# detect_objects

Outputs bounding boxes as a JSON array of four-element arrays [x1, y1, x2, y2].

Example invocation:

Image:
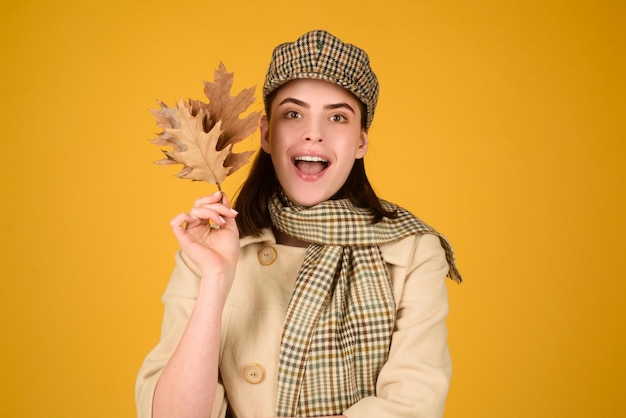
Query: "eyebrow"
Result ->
[[278, 97, 355, 114]]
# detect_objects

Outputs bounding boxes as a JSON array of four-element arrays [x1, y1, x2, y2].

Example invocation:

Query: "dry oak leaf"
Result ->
[[150, 63, 260, 187]]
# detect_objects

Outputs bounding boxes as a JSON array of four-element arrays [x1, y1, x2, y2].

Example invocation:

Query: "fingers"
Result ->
[[169, 191, 238, 236], [190, 192, 238, 228], [169, 212, 200, 246]]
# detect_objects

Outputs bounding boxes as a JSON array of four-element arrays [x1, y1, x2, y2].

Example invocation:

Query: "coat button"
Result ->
[[243, 362, 265, 384], [258, 246, 277, 266]]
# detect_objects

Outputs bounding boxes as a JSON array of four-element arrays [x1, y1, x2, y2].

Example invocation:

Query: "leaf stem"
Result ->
[[216, 182, 224, 203]]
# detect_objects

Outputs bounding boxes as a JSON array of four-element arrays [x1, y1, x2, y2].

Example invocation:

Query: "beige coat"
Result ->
[[136, 229, 452, 418]]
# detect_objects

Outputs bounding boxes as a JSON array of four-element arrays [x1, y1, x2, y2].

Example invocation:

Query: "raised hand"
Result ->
[[169, 191, 240, 280]]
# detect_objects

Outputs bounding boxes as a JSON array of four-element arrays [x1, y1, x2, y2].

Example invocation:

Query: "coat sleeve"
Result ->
[[135, 250, 228, 418], [343, 233, 453, 418]]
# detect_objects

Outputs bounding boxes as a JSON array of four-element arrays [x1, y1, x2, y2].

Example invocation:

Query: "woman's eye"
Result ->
[[330, 114, 347, 123], [285, 111, 301, 119]]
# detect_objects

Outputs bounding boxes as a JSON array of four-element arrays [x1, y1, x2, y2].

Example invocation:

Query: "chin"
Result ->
[[284, 189, 334, 208], [290, 196, 324, 208]]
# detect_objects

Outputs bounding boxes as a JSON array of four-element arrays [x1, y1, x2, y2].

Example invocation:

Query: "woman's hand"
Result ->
[[169, 191, 240, 280]]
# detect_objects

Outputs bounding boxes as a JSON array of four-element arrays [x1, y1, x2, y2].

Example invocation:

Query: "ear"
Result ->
[[356, 130, 369, 159], [260, 115, 271, 153]]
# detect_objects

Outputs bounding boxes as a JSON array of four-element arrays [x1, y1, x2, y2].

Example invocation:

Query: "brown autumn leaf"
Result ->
[[150, 63, 260, 188]]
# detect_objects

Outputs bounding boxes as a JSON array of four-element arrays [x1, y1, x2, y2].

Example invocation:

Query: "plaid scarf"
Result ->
[[269, 193, 461, 417]]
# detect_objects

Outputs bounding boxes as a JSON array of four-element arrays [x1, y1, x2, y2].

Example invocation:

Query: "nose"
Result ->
[[303, 118, 324, 142]]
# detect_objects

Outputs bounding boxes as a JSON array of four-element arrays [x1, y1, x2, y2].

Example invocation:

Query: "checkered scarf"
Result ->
[[269, 193, 461, 417]]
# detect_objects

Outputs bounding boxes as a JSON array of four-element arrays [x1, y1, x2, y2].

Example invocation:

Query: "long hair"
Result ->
[[233, 89, 396, 237]]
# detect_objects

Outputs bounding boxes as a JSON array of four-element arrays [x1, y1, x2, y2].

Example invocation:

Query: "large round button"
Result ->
[[243, 362, 265, 384], [258, 246, 277, 266]]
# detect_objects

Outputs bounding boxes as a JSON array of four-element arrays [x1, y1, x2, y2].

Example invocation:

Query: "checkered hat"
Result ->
[[263, 30, 379, 129]]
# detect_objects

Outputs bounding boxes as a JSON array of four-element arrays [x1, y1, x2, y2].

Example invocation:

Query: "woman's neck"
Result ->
[[273, 227, 309, 248]]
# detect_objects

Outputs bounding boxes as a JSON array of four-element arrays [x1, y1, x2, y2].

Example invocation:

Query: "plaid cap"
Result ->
[[263, 30, 379, 129]]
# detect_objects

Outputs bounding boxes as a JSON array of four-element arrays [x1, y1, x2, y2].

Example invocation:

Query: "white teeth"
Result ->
[[294, 156, 328, 163]]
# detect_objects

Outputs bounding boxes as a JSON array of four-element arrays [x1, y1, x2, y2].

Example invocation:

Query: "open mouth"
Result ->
[[293, 155, 329, 175]]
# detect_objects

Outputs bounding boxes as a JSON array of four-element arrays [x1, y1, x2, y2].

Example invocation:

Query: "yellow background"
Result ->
[[1, 0, 624, 417]]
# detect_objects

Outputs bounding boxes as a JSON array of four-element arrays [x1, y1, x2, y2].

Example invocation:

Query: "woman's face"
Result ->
[[261, 79, 368, 207]]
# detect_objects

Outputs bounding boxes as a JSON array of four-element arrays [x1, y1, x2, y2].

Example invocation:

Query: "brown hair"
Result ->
[[233, 89, 396, 238]]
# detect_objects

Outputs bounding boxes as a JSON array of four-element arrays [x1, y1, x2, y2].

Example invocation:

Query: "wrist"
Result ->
[[197, 270, 235, 305]]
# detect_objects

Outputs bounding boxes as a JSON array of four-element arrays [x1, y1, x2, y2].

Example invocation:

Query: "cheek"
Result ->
[[342, 137, 363, 159], [335, 145, 359, 173], [265, 124, 290, 153]]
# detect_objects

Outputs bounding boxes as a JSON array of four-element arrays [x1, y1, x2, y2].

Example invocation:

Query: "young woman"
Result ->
[[136, 30, 461, 418]]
